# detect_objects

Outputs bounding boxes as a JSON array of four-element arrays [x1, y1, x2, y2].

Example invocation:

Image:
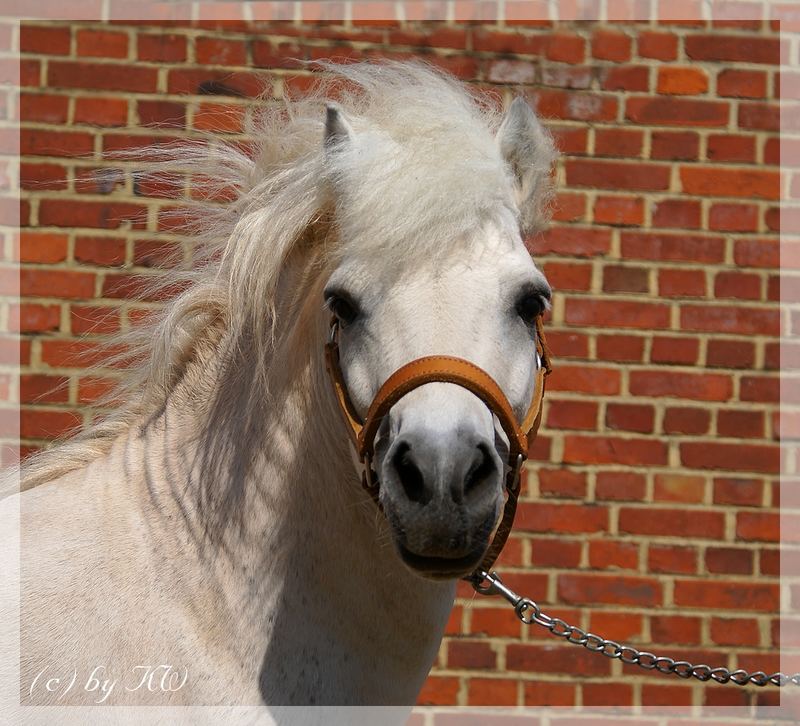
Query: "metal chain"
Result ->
[[470, 570, 800, 687]]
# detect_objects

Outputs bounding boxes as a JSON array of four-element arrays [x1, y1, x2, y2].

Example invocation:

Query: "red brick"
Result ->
[[638, 30, 678, 60], [718, 68, 768, 98], [192, 36, 245, 66], [74, 236, 126, 266], [195, 101, 246, 134], [706, 547, 754, 576], [622, 231, 725, 263], [546, 363, 621, 395], [654, 473, 705, 503], [658, 269, 706, 298], [606, 403, 654, 433], [544, 32, 585, 63], [471, 29, 545, 55], [649, 544, 697, 575], [21, 59, 41, 87], [626, 97, 728, 126], [600, 65, 650, 92], [534, 226, 611, 257], [583, 682, 634, 706], [650, 614, 702, 644], [565, 158, 670, 191], [591, 29, 631, 61], [652, 199, 701, 229], [20, 269, 95, 299], [650, 336, 700, 365], [651, 130, 699, 161], [77, 376, 118, 404], [388, 27, 467, 49], [20, 409, 81, 439], [685, 34, 782, 64], [516, 502, 608, 533], [20, 374, 69, 403], [563, 435, 667, 466], [447, 640, 496, 669], [529, 536, 581, 568], [466, 677, 516, 706], [542, 261, 591, 291], [416, 676, 459, 706], [469, 606, 520, 638], [76, 29, 128, 58], [39, 339, 126, 369], [20, 24, 71, 55], [39, 199, 147, 230], [642, 684, 693, 707], [166, 68, 266, 98], [136, 33, 187, 63], [738, 102, 780, 132], [523, 681, 576, 706], [657, 67, 709, 95], [594, 196, 644, 226], [21, 129, 94, 158], [546, 399, 598, 430], [542, 331, 589, 361], [674, 579, 777, 611], [602, 264, 649, 293], [530, 89, 617, 122], [706, 339, 755, 369], [595, 470, 646, 501], [594, 128, 643, 158], [713, 477, 763, 506], [631, 370, 732, 402], [558, 573, 661, 606], [49, 61, 157, 93], [19, 231, 68, 263], [714, 270, 761, 299], [707, 133, 757, 163], [537, 468, 587, 498], [681, 305, 778, 336], [740, 375, 779, 404], [137, 100, 186, 128], [507, 642, 611, 675], [663, 407, 711, 435], [74, 97, 128, 126], [681, 442, 780, 474], [682, 166, 779, 200], [710, 616, 760, 646], [588, 540, 638, 569], [70, 305, 121, 335], [734, 238, 778, 269], [20, 163, 68, 192], [20, 93, 69, 124], [596, 334, 645, 363], [620, 507, 725, 539], [565, 299, 670, 330], [11, 303, 61, 333], [550, 192, 586, 223], [737, 511, 779, 542]]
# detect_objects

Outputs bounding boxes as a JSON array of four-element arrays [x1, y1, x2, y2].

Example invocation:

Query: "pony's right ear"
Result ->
[[324, 103, 355, 150], [496, 97, 556, 235]]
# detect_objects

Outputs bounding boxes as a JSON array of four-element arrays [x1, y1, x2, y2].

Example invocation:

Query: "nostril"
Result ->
[[463, 442, 497, 499], [392, 442, 429, 505]]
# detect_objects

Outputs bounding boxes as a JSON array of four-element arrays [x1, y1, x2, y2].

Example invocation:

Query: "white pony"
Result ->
[[5, 61, 555, 710]]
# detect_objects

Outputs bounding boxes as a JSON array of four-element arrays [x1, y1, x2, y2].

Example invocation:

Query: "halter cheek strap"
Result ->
[[324, 316, 552, 577]]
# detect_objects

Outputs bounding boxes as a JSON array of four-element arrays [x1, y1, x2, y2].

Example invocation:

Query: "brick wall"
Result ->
[[13, 4, 792, 713]]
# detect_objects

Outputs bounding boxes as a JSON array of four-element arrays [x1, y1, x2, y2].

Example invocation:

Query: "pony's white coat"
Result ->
[[5, 62, 556, 709]]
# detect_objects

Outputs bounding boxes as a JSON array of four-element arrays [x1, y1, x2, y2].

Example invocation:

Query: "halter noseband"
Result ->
[[324, 317, 552, 577]]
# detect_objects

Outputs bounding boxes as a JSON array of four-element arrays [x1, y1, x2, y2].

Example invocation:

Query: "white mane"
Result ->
[[19, 60, 556, 493]]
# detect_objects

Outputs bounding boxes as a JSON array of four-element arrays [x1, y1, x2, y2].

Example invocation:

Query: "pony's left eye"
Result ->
[[516, 293, 545, 325], [327, 295, 359, 327]]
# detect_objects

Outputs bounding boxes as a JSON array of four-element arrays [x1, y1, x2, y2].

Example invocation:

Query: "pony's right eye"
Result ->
[[327, 295, 359, 327]]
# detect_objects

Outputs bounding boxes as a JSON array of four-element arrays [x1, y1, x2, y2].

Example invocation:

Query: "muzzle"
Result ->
[[324, 316, 552, 579]]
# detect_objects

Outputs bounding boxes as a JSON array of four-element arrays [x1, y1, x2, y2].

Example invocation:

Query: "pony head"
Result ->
[[319, 63, 556, 579]]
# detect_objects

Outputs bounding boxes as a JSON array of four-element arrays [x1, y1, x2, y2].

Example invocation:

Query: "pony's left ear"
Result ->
[[496, 97, 556, 235], [324, 103, 355, 150]]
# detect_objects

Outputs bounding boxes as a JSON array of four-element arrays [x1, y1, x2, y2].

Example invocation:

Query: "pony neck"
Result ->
[[152, 313, 455, 705]]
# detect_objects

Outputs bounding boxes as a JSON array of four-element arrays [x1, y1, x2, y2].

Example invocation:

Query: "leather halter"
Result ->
[[324, 316, 552, 577]]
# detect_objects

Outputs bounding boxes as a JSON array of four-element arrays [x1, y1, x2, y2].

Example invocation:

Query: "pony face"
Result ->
[[318, 72, 556, 579], [324, 219, 550, 579]]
